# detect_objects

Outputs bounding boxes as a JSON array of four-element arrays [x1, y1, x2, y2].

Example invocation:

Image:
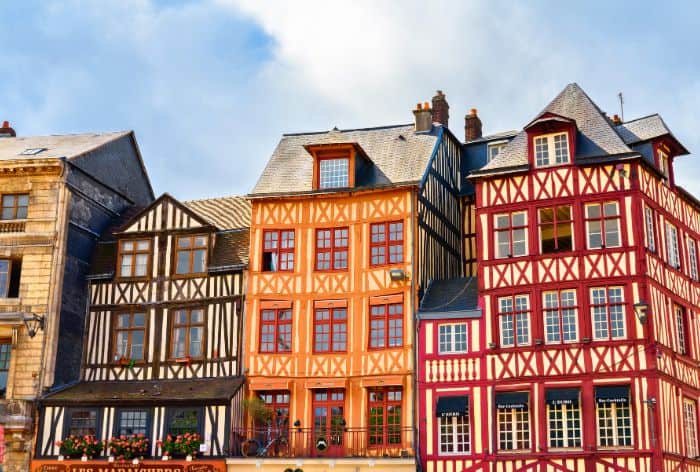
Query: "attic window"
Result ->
[[319, 158, 349, 189], [657, 149, 670, 181], [534, 132, 569, 167], [487, 141, 508, 163], [19, 148, 46, 156]]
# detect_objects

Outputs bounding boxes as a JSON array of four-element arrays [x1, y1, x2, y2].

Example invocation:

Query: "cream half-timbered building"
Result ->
[[35, 193, 250, 461], [418, 83, 700, 472]]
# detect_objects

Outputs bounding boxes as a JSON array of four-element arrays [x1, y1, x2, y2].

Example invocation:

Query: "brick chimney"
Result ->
[[413, 102, 432, 132], [612, 114, 622, 125], [464, 109, 482, 141], [431, 90, 449, 128], [0, 121, 16, 138]]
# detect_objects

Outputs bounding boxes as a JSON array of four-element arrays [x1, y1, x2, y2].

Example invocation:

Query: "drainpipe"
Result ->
[[411, 187, 421, 472]]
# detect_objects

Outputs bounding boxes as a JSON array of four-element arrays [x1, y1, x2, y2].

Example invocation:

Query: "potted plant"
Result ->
[[158, 432, 202, 460], [55, 435, 103, 459], [242, 397, 273, 428], [106, 434, 150, 461], [157, 434, 177, 460]]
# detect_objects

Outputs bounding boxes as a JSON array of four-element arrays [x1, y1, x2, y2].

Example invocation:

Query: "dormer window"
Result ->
[[535, 132, 570, 167], [658, 149, 670, 180], [319, 157, 349, 189], [487, 141, 507, 163]]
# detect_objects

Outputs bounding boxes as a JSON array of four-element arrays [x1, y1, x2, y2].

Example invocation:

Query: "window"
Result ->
[[170, 308, 205, 359], [439, 415, 470, 455], [117, 409, 149, 437], [534, 133, 569, 167], [175, 234, 208, 275], [368, 388, 402, 447], [19, 148, 46, 156], [496, 392, 530, 451], [0, 342, 10, 398], [118, 239, 151, 278], [487, 142, 507, 163], [543, 290, 578, 344], [596, 386, 632, 447], [438, 323, 467, 354], [494, 211, 527, 258], [585, 202, 621, 249], [683, 398, 699, 458], [498, 295, 530, 347], [314, 307, 347, 353], [259, 308, 292, 353], [590, 287, 626, 341], [262, 230, 294, 272], [370, 222, 404, 266], [675, 304, 689, 355], [688, 238, 699, 281], [546, 389, 581, 448], [538, 206, 573, 253], [66, 409, 99, 437], [0, 259, 20, 299], [658, 149, 670, 180], [319, 158, 349, 189], [166, 407, 201, 436], [259, 391, 290, 428], [369, 302, 403, 349], [1, 194, 28, 220], [313, 390, 345, 449], [315, 228, 349, 271], [114, 312, 146, 361], [644, 206, 656, 252], [666, 223, 680, 269]]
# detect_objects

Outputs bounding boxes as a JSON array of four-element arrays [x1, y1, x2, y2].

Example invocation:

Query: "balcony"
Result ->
[[0, 220, 25, 233], [229, 427, 415, 459]]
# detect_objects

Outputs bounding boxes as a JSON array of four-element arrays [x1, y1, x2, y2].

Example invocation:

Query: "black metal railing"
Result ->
[[230, 427, 415, 458]]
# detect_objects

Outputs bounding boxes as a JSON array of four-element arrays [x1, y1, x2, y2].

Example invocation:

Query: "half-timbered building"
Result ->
[[231, 92, 462, 472], [33, 193, 250, 468], [421, 83, 700, 472]]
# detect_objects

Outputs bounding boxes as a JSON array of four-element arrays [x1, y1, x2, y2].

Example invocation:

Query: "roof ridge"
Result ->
[[184, 194, 249, 204], [282, 123, 413, 137], [618, 113, 661, 125]]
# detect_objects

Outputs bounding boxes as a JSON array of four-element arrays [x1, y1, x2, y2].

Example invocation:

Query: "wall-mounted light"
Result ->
[[614, 163, 628, 179], [22, 313, 44, 338], [633, 301, 650, 324], [389, 269, 407, 281], [487, 342, 497, 349]]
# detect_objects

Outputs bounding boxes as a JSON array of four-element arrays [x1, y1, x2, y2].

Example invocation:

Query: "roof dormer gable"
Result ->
[[116, 193, 215, 235], [524, 112, 577, 169], [304, 142, 373, 191]]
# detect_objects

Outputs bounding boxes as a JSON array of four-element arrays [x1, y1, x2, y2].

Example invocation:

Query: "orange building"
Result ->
[[228, 93, 463, 472]]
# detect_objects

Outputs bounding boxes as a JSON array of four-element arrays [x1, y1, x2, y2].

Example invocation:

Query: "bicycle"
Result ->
[[241, 411, 289, 457]]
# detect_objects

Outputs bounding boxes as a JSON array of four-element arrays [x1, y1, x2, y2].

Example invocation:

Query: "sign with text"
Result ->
[[31, 460, 225, 472]]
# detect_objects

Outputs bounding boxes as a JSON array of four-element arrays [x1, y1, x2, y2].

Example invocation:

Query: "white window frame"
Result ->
[[658, 149, 670, 181], [547, 402, 582, 448], [590, 286, 626, 341], [644, 206, 656, 252], [498, 295, 531, 347], [438, 414, 471, 455], [596, 402, 632, 447], [683, 398, 699, 458], [675, 304, 688, 355], [666, 223, 680, 269], [487, 140, 508, 163], [543, 289, 578, 344], [438, 323, 467, 354], [534, 132, 570, 168], [318, 158, 349, 189], [688, 237, 699, 281], [497, 407, 530, 451]]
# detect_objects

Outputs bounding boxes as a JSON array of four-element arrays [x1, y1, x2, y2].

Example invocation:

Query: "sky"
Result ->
[[1, 0, 699, 200]]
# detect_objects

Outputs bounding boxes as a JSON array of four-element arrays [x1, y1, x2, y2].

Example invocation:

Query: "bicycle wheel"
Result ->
[[241, 438, 261, 457], [275, 437, 289, 457]]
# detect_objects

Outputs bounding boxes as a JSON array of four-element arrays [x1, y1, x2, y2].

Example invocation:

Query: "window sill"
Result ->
[[171, 272, 208, 280]]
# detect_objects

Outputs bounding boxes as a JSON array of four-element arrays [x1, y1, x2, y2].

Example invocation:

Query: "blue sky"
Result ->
[[1, 0, 699, 200]]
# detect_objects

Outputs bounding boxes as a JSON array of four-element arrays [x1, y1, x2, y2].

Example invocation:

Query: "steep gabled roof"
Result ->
[[472, 83, 636, 177], [184, 195, 251, 231], [615, 114, 690, 154], [0, 131, 131, 161], [251, 124, 441, 196]]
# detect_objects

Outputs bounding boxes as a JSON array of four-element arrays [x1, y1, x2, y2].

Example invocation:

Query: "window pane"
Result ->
[[319, 159, 349, 189], [176, 251, 190, 274], [192, 249, 206, 272]]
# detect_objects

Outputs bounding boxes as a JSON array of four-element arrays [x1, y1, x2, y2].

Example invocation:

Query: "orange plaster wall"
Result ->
[[245, 187, 416, 430]]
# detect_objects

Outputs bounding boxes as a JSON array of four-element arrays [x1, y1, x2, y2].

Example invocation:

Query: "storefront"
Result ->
[[31, 458, 226, 472]]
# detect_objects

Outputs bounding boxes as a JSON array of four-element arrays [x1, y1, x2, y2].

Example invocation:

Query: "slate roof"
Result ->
[[41, 378, 244, 405], [471, 83, 637, 177], [251, 124, 441, 196], [419, 277, 480, 316], [210, 229, 249, 270], [466, 130, 519, 144], [184, 195, 251, 231], [614, 114, 688, 155], [0, 131, 131, 160]]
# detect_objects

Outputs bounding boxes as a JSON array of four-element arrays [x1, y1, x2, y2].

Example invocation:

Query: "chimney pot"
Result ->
[[424, 101, 430, 110], [612, 114, 622, 125], [0, 120, 16, 138], [432, 90, 450, 128], [464, 108, 483, 142], [413, 99, 433, 133]]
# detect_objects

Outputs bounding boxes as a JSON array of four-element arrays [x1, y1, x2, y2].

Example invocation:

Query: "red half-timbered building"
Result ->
[[420, 83, 700, 472]]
